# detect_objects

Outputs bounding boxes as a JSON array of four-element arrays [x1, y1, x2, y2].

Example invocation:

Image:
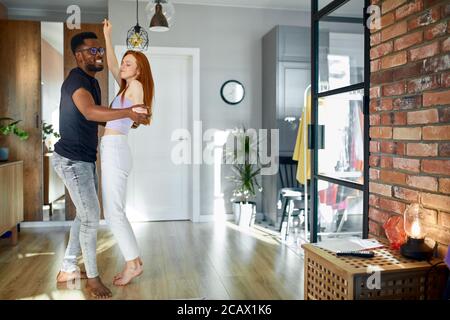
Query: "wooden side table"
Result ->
[[302, 243, 448, 300]]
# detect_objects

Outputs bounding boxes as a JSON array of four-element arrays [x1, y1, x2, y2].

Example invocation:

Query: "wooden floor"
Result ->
[[0, 221, 305, 300]]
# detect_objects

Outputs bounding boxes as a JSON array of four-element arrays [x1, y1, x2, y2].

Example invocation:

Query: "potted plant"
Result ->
[[226, 127, 262, 227], [0, 117, 29, 161], [42, 121, 60, 152]]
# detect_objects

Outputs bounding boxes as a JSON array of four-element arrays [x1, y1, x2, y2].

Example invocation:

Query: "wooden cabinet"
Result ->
[[0, 161, 23, 245]]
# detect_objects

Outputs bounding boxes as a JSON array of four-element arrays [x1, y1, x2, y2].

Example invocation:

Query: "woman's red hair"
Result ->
[[117, 50, 154, 120]]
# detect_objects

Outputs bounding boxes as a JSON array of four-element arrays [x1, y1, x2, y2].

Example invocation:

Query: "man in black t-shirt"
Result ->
[[52, 32, 148, 299]]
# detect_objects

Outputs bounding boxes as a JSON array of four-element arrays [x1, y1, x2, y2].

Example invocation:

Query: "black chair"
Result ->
[[277, 156, 310, 239]]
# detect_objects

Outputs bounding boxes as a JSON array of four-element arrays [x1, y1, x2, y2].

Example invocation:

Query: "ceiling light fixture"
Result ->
[[126, 0, 149, 51], [147, 0, 175, 32]]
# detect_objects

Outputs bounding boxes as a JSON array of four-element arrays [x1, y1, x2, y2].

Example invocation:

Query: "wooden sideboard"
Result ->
[[0, 160, 23, 245]]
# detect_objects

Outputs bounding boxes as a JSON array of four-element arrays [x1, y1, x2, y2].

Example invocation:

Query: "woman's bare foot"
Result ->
[[113, 271, 123, 282], [56, 270, 88, 283], [112, 257, 142, 281], [86, 277, 112, 299], [113, 258, 143, 286]]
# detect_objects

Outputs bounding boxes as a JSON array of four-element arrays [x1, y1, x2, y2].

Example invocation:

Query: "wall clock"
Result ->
[[220, 80, 245, 105]]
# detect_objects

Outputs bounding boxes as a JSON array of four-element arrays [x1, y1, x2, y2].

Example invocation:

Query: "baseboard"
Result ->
[[20, 213, 261, 227], [197, 212, 266, 222], [196, 213, 234, 223], [20, 220, 108, 228]]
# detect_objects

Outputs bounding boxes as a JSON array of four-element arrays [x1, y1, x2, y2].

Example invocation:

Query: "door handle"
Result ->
[[308, 124, 313, 150], [307, 124, 325, 150], [318, 125, 325, 150], [36, 113, 40, 129]]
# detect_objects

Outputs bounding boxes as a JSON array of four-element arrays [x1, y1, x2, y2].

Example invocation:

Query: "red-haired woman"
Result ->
[[101, 19, 154, 286]]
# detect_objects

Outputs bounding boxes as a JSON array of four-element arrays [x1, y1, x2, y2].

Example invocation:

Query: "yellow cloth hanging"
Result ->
[[293, 92, 311, 184]]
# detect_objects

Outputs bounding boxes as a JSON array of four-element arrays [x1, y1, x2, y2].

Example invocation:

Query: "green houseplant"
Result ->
[[0, 117, 29, 161], [42, 121, 60, 152], [226, 127, 262, 227]]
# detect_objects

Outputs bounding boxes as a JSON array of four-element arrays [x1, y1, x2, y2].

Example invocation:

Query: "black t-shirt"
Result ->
[[54, 67, 101, 162]]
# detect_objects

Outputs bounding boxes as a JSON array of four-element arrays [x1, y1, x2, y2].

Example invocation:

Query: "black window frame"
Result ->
[[310, 0, 371, 242]]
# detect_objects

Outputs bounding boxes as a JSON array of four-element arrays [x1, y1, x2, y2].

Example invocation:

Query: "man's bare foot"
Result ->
[[56, 270, 88, 283], [113, 262, 143, 286], [86, 277, 112, 299]]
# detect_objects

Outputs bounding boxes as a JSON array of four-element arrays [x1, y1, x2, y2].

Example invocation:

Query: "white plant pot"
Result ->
[[232, 202, 241, 224], [233, 202, 256, 228]]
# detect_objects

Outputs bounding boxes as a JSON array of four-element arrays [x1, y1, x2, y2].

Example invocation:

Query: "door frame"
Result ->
[[310, 0, 370, 242], [114, 46, 201, 223]]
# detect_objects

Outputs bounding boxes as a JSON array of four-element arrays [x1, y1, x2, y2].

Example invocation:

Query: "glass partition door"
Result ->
[[310, 0, 370, 242]]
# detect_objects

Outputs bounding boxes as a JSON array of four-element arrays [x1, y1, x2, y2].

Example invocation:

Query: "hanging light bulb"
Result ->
[[126, 0, 149, 51], [146, 0, 175, 32]]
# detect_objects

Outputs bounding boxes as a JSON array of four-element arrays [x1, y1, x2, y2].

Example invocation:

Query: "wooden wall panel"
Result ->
[[0, 2, 7, 20], [63, 23, 108, 220], [0, 20, 42, 221]]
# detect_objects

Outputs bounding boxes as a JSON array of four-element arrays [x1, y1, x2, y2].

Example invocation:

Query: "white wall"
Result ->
[[41, 22, 64, 142], [108, 0, 309, 217]]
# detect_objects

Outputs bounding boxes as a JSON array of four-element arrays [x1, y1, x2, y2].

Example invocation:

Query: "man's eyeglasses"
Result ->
[[77, 47, 105, 56]]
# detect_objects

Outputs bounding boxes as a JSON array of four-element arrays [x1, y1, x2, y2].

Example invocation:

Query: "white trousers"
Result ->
[[100, 135, 140, 261]]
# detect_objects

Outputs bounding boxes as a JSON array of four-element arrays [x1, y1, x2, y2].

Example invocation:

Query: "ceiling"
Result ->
[[0, 0, 311, 13], [1, 0, 362, 20], [171, 0, 311, 11], [0, 0, 312, 11], [1, 0, 107, 11]]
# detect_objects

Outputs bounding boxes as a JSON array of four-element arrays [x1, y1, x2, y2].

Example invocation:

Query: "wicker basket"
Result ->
[[302, 243, 448, 300]]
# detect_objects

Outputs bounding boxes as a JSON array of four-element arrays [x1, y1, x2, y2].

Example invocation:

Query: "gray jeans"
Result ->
[[52, 152, 100, 278]]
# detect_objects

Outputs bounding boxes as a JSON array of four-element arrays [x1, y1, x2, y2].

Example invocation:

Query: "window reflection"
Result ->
[[318, 181, 363, 240], [318, 90, 364, 184], [318, 0, 334, 10], [318, 0, 365, 92], [319, 27, 365, 92]]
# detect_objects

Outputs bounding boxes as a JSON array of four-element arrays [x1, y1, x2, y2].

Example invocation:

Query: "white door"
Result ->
[[115, 47, 191, 222]]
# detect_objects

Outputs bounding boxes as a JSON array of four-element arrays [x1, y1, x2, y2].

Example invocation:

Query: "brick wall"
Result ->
[[369, 0, 450, 258]]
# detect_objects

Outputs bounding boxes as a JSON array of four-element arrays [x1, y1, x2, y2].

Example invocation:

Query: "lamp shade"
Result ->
[[146, 0, 175, 32], [403, 203, 426, 239], [400, 202, 433, 261], [126, 0, 149, 51], [127, 25, 149, 51]]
